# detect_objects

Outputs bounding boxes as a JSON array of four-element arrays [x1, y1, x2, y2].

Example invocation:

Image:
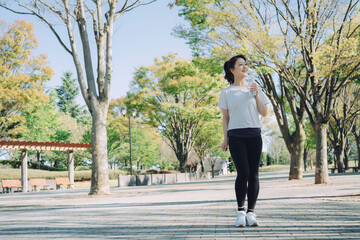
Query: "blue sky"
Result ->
[[1, 1, 192, 105]]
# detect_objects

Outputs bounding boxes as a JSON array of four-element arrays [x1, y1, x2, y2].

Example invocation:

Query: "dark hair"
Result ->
[[224, 54, 247, 84]]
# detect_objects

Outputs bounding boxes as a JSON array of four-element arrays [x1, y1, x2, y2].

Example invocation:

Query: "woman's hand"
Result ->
[[221, 140, 228, 152], [250, 83, 259, 96]]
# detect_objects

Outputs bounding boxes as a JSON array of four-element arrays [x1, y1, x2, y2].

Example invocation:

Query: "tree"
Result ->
[[207, 143, 230, 178], [1, 0, 156, 195], [158, 140, 179, 170], [351, 118, 360, 169], [266, 0, 360, 184], [328, 84, 360, 171], [0, 20, 52, 139], [193, 120, 222, 172], [268, 135, 291, 166], [174, 0, 307, 181], [303, 119, 317, 171], [131, 127, 160, 170], [175, 0, 360, 184], [55, 71, 88, 124], [126, 54, 225, 172], [106, 99, 128, 168], [21, 91, 89, 168]]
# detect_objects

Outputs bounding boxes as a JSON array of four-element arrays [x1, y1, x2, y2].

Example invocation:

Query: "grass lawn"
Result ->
[[0, 168, 126, 181], [0, 165, 293, 181], [259, 165, 290, 172], [0, 168, 121, 190]]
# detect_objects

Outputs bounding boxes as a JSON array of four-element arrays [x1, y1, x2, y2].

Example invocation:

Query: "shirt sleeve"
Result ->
[[218, 89, 228, 110], [259, 88, 270, 105]]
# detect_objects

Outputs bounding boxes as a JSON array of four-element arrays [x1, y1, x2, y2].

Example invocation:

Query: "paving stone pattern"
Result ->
[[0, 171, 359, 239]]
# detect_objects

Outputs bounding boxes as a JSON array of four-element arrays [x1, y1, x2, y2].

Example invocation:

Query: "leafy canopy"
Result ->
[[126, 54, 226, 170], [0, 20, 53, 139]]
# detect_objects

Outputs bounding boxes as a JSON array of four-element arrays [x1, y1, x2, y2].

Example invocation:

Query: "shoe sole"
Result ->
[[236, 224, 245, 227], [246, 221, 259, 227]]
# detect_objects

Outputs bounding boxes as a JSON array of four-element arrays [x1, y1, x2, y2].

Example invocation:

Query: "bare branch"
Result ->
[[114, 0, 156, 20], [62, 0, 91, 109], [74, 0, 98, 101], [5, 2, 73, 55], [103, 0, 117, 100]]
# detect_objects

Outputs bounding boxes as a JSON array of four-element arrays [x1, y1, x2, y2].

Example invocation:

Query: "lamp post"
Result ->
[[121, 106, 137, 175]]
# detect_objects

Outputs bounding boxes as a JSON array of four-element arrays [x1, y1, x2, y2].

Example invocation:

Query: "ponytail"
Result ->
[[223, 54, 247, 84]]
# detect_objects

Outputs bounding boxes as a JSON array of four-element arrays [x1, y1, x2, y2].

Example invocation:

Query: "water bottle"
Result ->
[[247, 78, 256, 96]]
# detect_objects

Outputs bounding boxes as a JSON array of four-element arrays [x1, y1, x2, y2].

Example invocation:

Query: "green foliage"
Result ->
[[266, 154, 275, 166], [22, 91, 90, 168], [126, 54, 226, 171], [158, 141, 179, 171], [193, 120, 223, 168], [114, 126, 161, 170], [0, 20, 53, 139], [173, 0, 214, 56], [305, 119, 316, 150], [227, 157, 236, 172], [104, 105, 128, 167], [22, 92, 68, 142], [268, 135, 290, 165], [260, 152, 267, 167], [55, 71, 89, 124], [131, 128, 160, 169]]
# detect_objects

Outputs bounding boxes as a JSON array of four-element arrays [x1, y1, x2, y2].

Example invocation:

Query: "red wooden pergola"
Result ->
[[0, 140, 91, 192]]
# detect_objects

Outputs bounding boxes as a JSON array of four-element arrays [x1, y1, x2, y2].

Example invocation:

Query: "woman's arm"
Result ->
[[221, 109, 230, 152], [251, 83, 268, 117], [255, 95, 268, 117]]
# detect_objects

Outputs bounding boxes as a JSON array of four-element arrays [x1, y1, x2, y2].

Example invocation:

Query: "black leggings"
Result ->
[[228, 135, 262, 211]]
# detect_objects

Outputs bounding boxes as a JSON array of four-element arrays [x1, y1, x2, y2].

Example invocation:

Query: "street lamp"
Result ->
[[121, 106, 137, 175]]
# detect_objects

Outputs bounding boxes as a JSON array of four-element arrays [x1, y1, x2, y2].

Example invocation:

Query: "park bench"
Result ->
[[1, 180, 23, 193], [55, 177, 73, 189], [330, 167, 359, 173], [29, 178, 50, 191]]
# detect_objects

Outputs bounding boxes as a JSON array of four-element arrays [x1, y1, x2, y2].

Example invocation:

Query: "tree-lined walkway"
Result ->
[[0, 171, 359, 239]]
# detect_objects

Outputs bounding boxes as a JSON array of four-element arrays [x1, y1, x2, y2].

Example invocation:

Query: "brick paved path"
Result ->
[[0, 171, 359, 239]]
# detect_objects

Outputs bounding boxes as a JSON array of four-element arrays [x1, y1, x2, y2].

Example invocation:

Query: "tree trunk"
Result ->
[[344, 140, 351, 169], [334, 142, 345, 172], [200, 160, 204, 173], [89, 105, 110, 195], [37, 150, 41, 169], [354, 128, 360, 169], [21, 150, 28, 193], [211, 165, 215, 178], [303, 147, 308, 171], [176, 152, 188, 173], [358, 141, 360, 169], [289, 124, 305, 180], [68, 150, 74, 189], [315, 123, 330, 184]]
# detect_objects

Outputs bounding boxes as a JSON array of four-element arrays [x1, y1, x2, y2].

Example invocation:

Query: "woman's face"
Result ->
[[231, 57, 248, 79]]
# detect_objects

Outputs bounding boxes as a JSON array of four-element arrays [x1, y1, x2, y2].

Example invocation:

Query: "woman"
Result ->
[[218, 54, 269, 227]]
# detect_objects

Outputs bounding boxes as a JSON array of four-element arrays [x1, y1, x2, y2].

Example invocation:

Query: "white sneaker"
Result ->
[[246, 212, 259, 226], [235, 211, 246, 227]]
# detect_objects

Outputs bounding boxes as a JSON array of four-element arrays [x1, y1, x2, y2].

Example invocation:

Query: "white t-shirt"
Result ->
[[218, 85, 270, 130]]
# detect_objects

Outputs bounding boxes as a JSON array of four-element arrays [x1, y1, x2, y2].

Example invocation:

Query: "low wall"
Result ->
[[118, 172, 212, 187], [118, 175, 136, 187], [151, 174, 164, 185]]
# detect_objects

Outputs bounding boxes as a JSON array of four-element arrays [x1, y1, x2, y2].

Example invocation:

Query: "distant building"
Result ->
[[198, 157, 229, 176]]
